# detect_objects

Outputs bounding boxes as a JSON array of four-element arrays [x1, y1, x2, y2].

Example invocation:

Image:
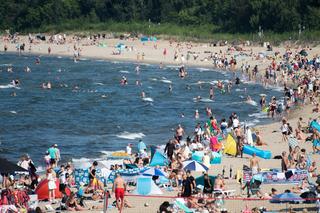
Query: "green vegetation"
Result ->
[[0, 0, 319, 42]]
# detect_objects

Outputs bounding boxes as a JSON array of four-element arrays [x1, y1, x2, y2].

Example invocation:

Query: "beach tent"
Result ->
[[133, 176, 162, 195], [150, 151, 168, 166], [35, 179, 71, 200], [195, 175, 216, 186], [210, 152, 222, 164], [116, 43, 125, 50], [140, 36, 149, 42], [74, 168, 107, 186], [192, 151, 204, 162], [223, 134, 237, 156]]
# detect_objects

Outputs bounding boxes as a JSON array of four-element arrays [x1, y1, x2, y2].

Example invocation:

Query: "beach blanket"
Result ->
[[243, 169, 308, 184]]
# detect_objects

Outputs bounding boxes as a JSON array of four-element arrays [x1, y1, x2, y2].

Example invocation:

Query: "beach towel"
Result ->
[[210, 136, 222, 151]]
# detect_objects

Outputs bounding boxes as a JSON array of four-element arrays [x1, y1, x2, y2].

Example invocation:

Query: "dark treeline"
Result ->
[[0, 0, 319, 33]]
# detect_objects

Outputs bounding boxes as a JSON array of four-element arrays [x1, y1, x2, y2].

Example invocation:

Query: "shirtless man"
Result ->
[[175, 124, 185, 142], [250, 153, 260, 175], [113, 174, 126, 213], [234, 127, 242, 157]]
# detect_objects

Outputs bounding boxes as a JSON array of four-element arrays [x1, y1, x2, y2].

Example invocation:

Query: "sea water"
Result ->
[[0, 53, 282, 165]]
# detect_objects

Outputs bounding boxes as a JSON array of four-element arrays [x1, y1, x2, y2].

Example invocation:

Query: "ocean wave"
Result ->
[[197, 68, 211, 72], [248, 112, 268, 119], [199, 98, 214, 103], [116, 132, 145, 140], [0, 84, 20, 89], [142, 97, 154, 102], [159, 79, 172, 84], [10, 111, 17, 114], [246, 100, 258, 106], [94, 82, 104, 86], [119, 70, 130, 74]]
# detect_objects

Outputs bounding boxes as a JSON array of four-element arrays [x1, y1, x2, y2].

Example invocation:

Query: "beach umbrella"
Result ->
[[288, 136, 299, 149], [0, 158, 28, 174], [270, 192, 302, 204], [142, 167, 168, 177], [182, 160, 209, 172]]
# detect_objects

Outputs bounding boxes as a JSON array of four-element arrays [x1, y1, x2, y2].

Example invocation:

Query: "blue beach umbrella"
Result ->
[[182, 160, 209, 172], [270, 192, 303, 204], [142, 167, 168, 177]]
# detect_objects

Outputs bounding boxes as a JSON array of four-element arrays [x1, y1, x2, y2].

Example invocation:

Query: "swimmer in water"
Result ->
[[247, 96, 252, 102], [135, 65, 140, 74], [159, 62, 163, 69], [209, 86, 214, 99], [227, 82, 232, 93], [206, 107, 212, 117], [35, 57, 40, 64], [169, 85, 173, 93], [196, 96, 202, 102], [7, 67, 13, 73], [181, 113, 185, 118], [141, 91, 146, 98], [25, 66, 31, 72], [195, 109, 199, 119], [120, 76, 128, 85]]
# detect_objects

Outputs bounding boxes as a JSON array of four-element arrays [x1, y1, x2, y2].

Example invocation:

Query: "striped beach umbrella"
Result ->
[[288, 136, 299, 149], [182, 160, 209, 172]]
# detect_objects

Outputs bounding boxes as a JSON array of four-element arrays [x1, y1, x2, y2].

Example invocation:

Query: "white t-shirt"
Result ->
[[126, 146, 132, 155], [233, 118, 240, 128]]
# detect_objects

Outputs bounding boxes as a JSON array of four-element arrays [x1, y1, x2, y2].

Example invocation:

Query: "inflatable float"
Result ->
[[243, 145, 272, 159]]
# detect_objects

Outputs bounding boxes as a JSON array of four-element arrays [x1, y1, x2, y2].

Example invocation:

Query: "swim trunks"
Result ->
[[115, 188, 125, 200]]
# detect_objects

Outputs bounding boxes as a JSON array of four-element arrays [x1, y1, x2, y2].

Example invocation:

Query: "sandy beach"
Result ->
[[1, 35, 320, 212]]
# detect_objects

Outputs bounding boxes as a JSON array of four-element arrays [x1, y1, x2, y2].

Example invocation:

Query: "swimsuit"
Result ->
[[115, 188, 125, 199]]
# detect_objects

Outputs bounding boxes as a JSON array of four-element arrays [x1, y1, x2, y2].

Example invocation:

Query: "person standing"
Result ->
[[126, 143, 132, 155], [48, 145, 57, 167], [181, 174, 193, 197], [113, 174, 126, 213], [164, 139, 175, 161], [250, 153, 260, 175], [47, 168, 57, 203], [54, 144, 60, 165]]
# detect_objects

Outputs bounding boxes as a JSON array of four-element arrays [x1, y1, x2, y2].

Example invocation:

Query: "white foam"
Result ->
[[235, 88, 243, 92], [197, 68, 211, 72], [119, 70, 130, 74], [150, 78, 158, 81], [10, 111, 17, 114], [94, 82, 104, 85], [248, 112, 268, 119], [246, 100, 258, 106], [116, 132, 145, 140], [159, 79, 172, 84], [142, 97, 154, 102], [199, 98, 214, 103], [0, 84, 20, 89], [0, 84, 15, 89]]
